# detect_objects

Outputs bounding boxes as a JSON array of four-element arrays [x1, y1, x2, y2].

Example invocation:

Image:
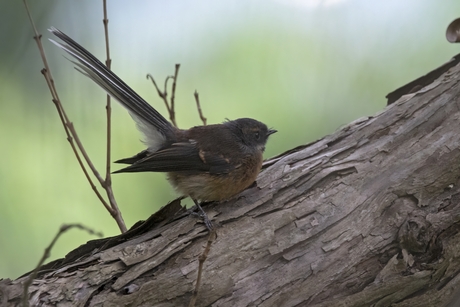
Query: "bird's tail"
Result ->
[[49, 27, 176, 150]]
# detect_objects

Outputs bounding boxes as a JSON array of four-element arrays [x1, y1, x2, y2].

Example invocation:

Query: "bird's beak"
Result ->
[[268, 129, 277, 136]]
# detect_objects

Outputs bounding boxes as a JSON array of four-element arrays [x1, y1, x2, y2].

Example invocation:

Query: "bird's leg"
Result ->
[[191, 199, 214, 230]]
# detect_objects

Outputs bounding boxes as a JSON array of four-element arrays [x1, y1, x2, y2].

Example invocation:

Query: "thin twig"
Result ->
[[170, 64, 180, 126], [23, 0, 127, 233], [65, 122, 113, 212], [40, 69, 113, 212], [24, 2, 69, 133], [164, 75, 172, 103], [24, 0, 107, 211], [146, 64, 181, 128], [194, 91, 207, 126], [147, 74, 177, 127], [67, 122, 127, 231], [103, 0, 113, 183], [188, 229, 216, 307], [163, 75, 174, 122], [146, 74, 167, 102], [147, 75, 161, 100], [101, 0, 126, 232], [22, 224, 103, 307]]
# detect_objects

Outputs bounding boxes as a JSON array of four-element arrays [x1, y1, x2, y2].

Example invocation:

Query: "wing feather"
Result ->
[[113, 142, 236, 174]]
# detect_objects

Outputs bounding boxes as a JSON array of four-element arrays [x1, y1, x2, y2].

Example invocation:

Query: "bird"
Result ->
[[49, 27, 276, 228]]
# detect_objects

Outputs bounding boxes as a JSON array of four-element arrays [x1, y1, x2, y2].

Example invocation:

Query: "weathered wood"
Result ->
[[2, 61, 460, 307]]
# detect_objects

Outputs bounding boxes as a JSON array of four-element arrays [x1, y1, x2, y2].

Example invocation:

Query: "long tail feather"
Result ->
[[49, 27, 176, 149]]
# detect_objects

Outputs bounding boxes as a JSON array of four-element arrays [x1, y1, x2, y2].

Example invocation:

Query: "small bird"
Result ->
[[49, 28, 276, 227]]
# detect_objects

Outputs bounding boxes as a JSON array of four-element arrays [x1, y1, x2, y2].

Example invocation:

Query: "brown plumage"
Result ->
[[49, 27, 276, 206]]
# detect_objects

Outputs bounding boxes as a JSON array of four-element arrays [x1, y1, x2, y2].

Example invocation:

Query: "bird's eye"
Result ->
[[255, 132, 260, 140]]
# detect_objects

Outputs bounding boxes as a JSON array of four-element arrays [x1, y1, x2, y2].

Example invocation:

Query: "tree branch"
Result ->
[[6, 54, 460, 307]]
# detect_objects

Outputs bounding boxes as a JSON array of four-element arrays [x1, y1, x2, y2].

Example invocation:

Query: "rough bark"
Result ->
[[2, 60, 460, 307]]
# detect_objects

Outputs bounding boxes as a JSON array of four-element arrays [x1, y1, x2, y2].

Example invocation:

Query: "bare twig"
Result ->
[[44, 79, 111, 212], [148, 65, 208, 128], [66, 123, 126, 231], [147, 74, 176, 127], [164, 75, 173, 103], [188, 229, 216, 307], [150, 75, 164, 99], [101, 0, 126, 232], [147, 75, 166, 106], [170, 64, 180, 125], [146, 64, 181, 128], [23, 0, 127, 233], [22, 224, 103, 307], [103, 0, 112, 182], [194, 91, 207, 126], [24, 0, 107, 210]]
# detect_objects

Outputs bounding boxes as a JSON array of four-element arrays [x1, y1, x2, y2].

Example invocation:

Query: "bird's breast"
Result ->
[[167, 151, 263, 201]]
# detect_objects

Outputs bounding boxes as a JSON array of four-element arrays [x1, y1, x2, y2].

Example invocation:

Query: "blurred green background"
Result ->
[[1, 0, 459, 279]]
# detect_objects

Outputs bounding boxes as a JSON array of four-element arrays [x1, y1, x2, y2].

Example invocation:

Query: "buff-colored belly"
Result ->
[[167, 156, 262, 201]]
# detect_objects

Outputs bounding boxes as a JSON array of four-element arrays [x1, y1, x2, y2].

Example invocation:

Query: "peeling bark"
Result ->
[[3, 61, 460, 307]]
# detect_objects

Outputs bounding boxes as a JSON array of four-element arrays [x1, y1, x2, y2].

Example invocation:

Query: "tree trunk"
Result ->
[[3, 58, 460, 307]]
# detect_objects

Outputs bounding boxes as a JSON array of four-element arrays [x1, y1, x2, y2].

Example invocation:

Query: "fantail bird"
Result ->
[[49, 28, 276, 221]]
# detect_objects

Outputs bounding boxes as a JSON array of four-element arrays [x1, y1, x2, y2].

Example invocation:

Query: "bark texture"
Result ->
[[2, 62, 460, 307]]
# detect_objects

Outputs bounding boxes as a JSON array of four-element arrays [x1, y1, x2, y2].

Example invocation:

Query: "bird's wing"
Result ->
[[113, 142, 237, 174]]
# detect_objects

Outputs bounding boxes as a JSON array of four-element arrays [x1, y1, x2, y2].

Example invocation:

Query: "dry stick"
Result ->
[[66, 123, 124, 218], [147, 74, 177, 127], [23, 0, 109, 212], [170, 64, 180, 125], [188, 230, 217, 307], [103, 0, 112, 184], [146, 64, 181, 128], [146, 74, 168, 107], [194, 91, 207, 126], [22, 224, 103, 307], [23, 0, 127, 233], [164, 75, 173, 102], [164, 75, 174, 122], [101, 0, 127, 233], [39, 70, 112, 212]]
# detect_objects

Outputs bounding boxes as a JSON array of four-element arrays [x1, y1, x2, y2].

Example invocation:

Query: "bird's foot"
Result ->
[[189, 199, 214, 231]]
